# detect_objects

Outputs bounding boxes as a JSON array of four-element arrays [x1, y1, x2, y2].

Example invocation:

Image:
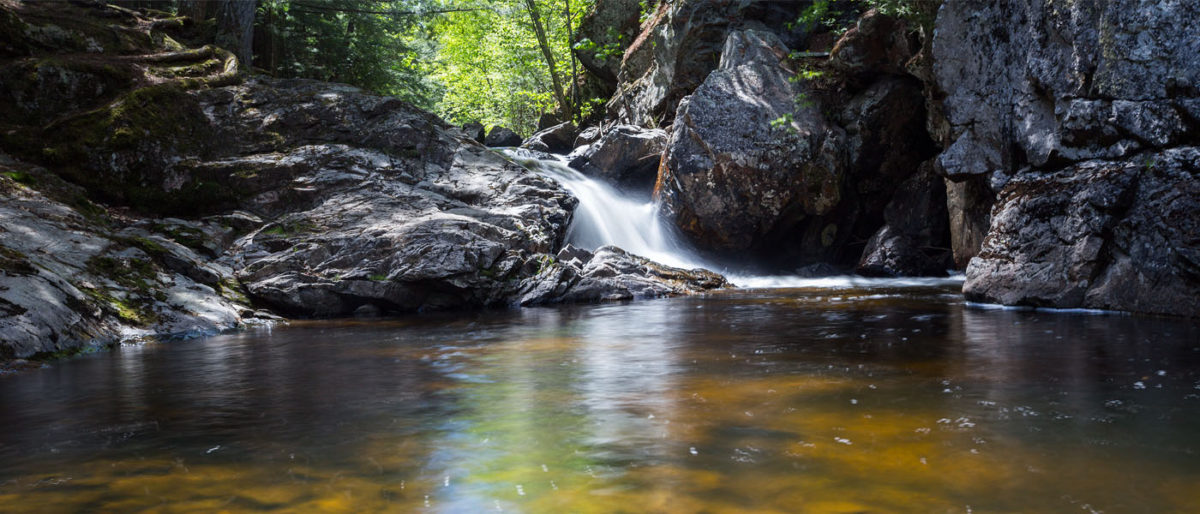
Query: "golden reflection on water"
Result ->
[[2, 287, 1199, 512]]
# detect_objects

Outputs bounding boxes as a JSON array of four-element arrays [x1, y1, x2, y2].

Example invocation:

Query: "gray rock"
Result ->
[[933, 0, 1200, 180], [462, 121, 485, 143], [522, 122, 579, 154], [656, 29, 846, 253], [573, 126, 602, 148], [519, 245, 726, 305], [484, 126, 523, 147], [573, 0, 643, 87], [963, 147, 1200, 317], [567, 124, 667, 190], [606, 1, 802, 127], [0, 158, 246, 359]]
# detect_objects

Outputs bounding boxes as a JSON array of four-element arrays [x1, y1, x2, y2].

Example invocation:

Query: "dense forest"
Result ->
[[133, 0, 605, 135]]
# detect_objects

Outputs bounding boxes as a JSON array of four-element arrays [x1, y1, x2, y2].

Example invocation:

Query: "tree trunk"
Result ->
[[178, 0, 207, 21], [214, 0, 257, 70], [565, 0, 578, 121], [523, 0, 570, 120]]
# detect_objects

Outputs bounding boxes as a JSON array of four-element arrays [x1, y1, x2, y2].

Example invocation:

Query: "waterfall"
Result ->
[[503, 149, 708, 270], [503, 148, 965, 290]]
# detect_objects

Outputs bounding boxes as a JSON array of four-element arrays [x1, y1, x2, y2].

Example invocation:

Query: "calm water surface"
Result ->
[[2, 281, 1199, 513]]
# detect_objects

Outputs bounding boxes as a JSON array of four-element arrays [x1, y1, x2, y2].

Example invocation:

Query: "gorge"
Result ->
[[1, 0, 1199, 511]]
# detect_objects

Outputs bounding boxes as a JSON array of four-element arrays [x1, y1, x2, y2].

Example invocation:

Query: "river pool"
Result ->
[[2, 279, 1199, 513]]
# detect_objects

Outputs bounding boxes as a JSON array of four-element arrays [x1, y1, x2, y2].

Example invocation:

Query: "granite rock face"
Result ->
[[935, 0, 1200, 315], [606, 0, 803, 127], [964, 147, 1199, 317], [934, 0, 1200, 181]]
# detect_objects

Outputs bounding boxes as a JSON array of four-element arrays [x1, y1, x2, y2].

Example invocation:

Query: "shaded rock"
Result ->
[[519, 245, 726, 304], [484, 126, 522, 147], [536, 113, 561, 131], [522, 122, 579, 154], [568, 124, 666, 190], [856, 163, 951, 277], [574, 126, 602, 148], [656, 29, 846, 254], [461, 121, 485, 143], [828, 9, 916, 83], [963, 147, 1200, 317], [944, 176, 993, 269], [574, 0, 643, 88]]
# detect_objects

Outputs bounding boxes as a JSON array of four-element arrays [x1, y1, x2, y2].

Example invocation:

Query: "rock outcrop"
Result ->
[[0, 1, 727, 359], [655, 22, 937, 266], [935, 0, 1200, 315], [567, 124, 667, 191], [964, 147, 1199, 317], [0, 154, 258, 359]]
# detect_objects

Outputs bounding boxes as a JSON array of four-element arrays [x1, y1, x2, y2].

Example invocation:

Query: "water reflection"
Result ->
[[1, 283, 1198, 512]]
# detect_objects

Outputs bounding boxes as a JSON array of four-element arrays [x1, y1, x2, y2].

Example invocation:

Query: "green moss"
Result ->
[[152, 223, 208, 252], [217, 278, 250, 305], [0, 246, 37, 276], [1, 170, 34, 185], [368, 273, 389, 282], [261, 219, 318, 237]]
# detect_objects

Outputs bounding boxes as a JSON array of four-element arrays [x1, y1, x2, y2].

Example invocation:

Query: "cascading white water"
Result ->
[[504, 148, 965, 290], [503, 149, 708, 270]]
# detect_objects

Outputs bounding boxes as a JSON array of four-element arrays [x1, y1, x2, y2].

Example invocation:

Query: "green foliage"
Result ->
[[256, 0, 438, 108], [429, 0, 592, 135]]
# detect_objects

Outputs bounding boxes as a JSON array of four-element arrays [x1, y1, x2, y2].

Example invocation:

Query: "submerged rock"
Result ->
[[964, 147, 1200, 317]]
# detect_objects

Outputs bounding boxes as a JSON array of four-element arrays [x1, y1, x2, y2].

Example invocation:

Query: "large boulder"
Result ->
[[963, 147, 1200, 317], [519, 244, 726, 304], [606, 1, 803, 127], [522, 122, 578, 154], [656, 29, 847, 255], [567, 124, 667, 191], [484, 126, 523, 147]]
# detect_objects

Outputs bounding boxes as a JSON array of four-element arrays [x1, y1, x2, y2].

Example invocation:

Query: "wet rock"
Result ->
[[656, 29, 846, 253], [484, 126, 523, 147], [567, 124, 667, 191], [519, 245, 726, 304], [963, 147, 1200, 317], [522, 122, 579, 154]]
